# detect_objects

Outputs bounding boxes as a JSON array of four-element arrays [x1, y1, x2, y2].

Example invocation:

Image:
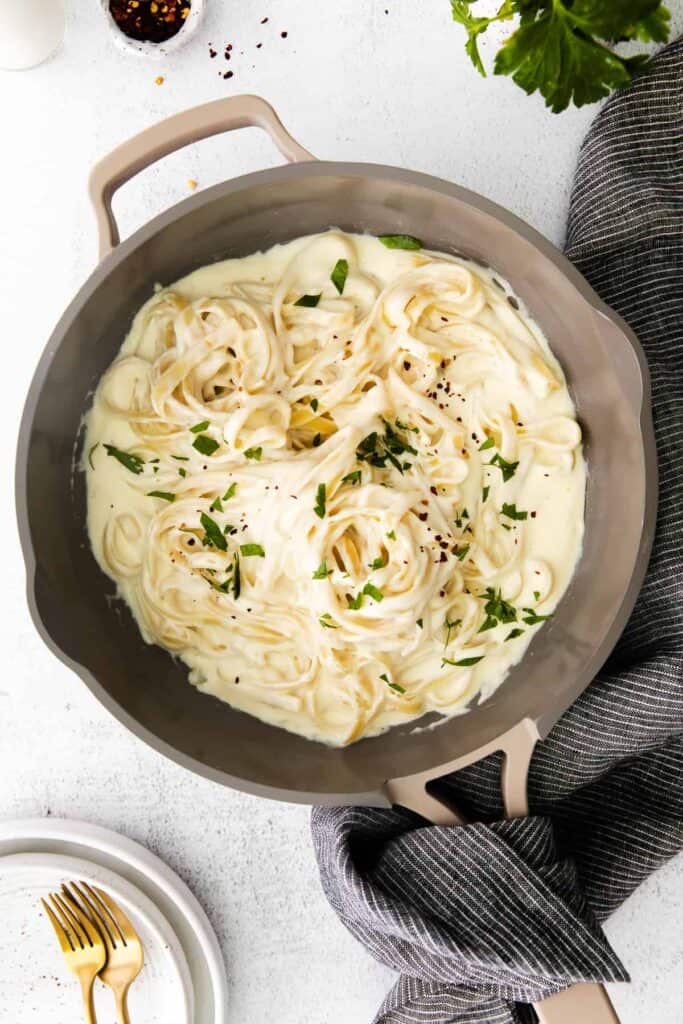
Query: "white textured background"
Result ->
[[1, 2, 682, 1022]]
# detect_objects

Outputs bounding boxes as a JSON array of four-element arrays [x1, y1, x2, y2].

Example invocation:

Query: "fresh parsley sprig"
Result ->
[[450, 0, 671, 114]]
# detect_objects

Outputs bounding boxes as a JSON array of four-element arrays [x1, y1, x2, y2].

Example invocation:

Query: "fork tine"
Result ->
[[67, 881, 115, 950], [91, 885, 138, 946], [51, 893, 87, 950], [60, 884, 104, 949], [41, 898, 74, 953], [81, 882, 125, 947]]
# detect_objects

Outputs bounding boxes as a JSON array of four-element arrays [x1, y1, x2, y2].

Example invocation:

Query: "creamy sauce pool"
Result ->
[[85, 232, 585, 746]]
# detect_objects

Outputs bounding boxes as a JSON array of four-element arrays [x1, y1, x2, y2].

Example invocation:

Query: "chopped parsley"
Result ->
[[455, 544, 470, 561], [386, 529, 396, 540], [342, 470, 361, 486], [347, 592, 364, 610], [223, 483, 237, 500], [522, 608, 553, 625], [104, 444, 144, 475], [244, 446, 262, 461], [147, 490, 175, 502], [363, 582, 384, 603], [505, 628, 525, 641], [88, 443, 99, 470], [233, 553, 241, 599], [319, 613, 338, 629], [533, 590, 541, 601], [210, 496, 223, 513], [310, 398, 319, 412], [314, 483, 326, 519], [369, 555, 387, 570], [294, 293, 321, 307], [240, 543, 265, 557], [478, 587, 518, 632], [193, 434, 219, 456], [380, 673, 406, 694], [479, 436, 495, 451], [190, 420, 210, 434], [454, 507, 470, 529], [444, 617, 462, 648], [442, 655, 484, 667], [331, 258, 349, 294], [356, 420, 418, 475], [378, 234, 423, 250], [416, 618, 424, 629], [172, 454, 189, 461], [313, 561, 332, 579], [200, 512, 228, 552], [482, 485, 490, 503], [178, 467, 187, 478], [489, 453, 519, 482], [502, 502, 528, 521]]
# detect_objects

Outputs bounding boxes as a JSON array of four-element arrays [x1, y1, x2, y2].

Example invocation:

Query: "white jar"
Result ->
[[0, 0, 66, 71]]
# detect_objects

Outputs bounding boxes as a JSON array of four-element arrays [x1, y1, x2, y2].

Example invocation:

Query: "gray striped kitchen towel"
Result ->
[[311, 37, 683, 1024]]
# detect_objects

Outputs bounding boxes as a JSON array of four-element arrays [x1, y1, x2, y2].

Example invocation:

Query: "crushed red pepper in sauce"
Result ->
[[109, 0, 191, 43]]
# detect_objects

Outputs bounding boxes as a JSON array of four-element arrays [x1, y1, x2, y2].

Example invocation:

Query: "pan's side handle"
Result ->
[[384, 718, 620, 1023], [88, 95, 315, 261]]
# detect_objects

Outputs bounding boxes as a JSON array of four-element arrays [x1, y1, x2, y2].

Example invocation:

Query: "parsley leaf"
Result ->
[[233, 553, 241, 599], [451, 0, 514, 75], [369, 555, 387, 570], [347, 592, 364, 610], [193, 434, 220, 456], [319, 613, 338, 629], [310, 398, 319, 412], [386, 529, 396, 540], [356, 420, 418, 475], [455, 544, 470, 561], [314, 483, 327, 519], [200, 512, 228, 551], [223, 482, 237, 500], [331, 258, 349, 294], [442, 655, 485, 667], [342, 470, 362, 486], [87, 443, 99, 470], [104, 444, 144, 475], [147, 490, 175, 502], [416, 617, 424, 629], [489, 452, 518, 482], [502, 502, 528, 521], [244, 446, 262, 461], [294, 293, 322, 307], [363, 582, 384, 603], [240, 543, 265, 557], [378, 234, 423, 250], [522, 607, 553, 625], [190, 420, 210, 433], [482, 485, 490, 503], [381, 673, 406, 694], [210, 496, 223, 513], [313, 561, 332, 579], [478, 435, 495, 451], [506, 628, 525, 641]]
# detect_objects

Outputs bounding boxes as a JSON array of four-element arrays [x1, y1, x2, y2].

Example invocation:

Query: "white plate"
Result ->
[[0, 818, 228, 1024], [0, 852, 192, 1023]]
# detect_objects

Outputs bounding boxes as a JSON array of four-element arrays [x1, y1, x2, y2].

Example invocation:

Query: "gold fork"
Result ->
[[41, 892, 106, 1024], [63, 881, 144, 1024]]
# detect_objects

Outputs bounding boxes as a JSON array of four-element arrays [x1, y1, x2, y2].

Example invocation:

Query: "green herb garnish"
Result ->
[[533, 590, 541, 601], [505, 628, 525, 641], [319, 613, 338, 629], [310, 398, 319, 412], [331, 258, 349, 294], [347, 592, 364, 610], [314, 482, 326, 519], [147, 490, 175, 502], [369, 555, 387, 570], [87, 443, 99, 470], [416, 618, 424, 629], [479, 436, 495, 451], [193, 434, 219, 456], [223, 483, 237, 500], [210, 496, 223, 513], [200, 512, 228, 551], [294, 293, 321, 307], [522, 608, 553, 625], [233, 553, 241, 599], [178, 467, 187, 477], [489, 453, 519, 482], [455, 545, 470, 561], [444, 617, 462, 648], [378, 234, 423, 250], [313, 561, 332, 579], [481, 586, 518, 625], [240, 543, 265, 557], [362, 582, 384, 603], [502, 502, 528, 521], [380, 673, 406, 694], [442, 655, 485, 667], [356, 420, 418, 475], [244, 446, 262, 461], [342, 470, 361, 486], [386, 529, 396, 540], [190, 420, 210, 433], [172, 455, 189, 461], [104, 444, 145, 475], [482, 485, 490, 503]]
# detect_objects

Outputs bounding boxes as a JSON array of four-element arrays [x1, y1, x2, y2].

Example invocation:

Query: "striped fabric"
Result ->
[[311, 38, 683, 1024]]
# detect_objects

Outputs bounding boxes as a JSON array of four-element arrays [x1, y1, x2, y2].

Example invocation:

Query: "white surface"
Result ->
[[1, 3, 682, 1023], [0, 817, 229, 1023], [0, 851, 191, 1022], [0, 0, 65, 70]]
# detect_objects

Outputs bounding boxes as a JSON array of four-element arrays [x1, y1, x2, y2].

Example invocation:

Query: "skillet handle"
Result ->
[[88, 95, 315, 261], [384, 718, 620, 1023]]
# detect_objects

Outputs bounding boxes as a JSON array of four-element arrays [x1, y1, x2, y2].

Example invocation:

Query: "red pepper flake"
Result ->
[[281, 30, 288, 37], [208, 45, 217, 57], [261, 16, 268, 23], [109, 0, 191, 43], [223, 70, 234, 79]]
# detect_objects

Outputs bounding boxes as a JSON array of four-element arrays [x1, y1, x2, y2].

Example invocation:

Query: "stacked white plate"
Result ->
[[0, 819, 228, 1023]]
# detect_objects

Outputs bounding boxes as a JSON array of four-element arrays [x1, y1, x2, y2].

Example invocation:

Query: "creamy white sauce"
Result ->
[[84, 231, 585, 746]]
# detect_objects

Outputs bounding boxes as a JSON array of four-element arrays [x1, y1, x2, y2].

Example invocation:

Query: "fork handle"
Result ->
[[114, 985, 131, 1024], [78, 976, 97, 1024]]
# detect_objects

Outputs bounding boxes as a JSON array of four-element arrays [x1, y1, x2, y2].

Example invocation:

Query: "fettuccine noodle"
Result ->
[[85, 231, 585, 745]]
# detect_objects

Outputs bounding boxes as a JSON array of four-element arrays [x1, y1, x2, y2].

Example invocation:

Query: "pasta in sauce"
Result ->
[[85, 231, 585, 746]]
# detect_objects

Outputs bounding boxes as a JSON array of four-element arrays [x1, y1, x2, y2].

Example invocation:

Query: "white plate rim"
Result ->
[[0, 850, 193, 1019], [0, 817, 228, 1024]]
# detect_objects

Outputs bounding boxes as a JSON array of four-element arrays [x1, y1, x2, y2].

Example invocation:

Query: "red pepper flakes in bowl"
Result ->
[[109, 0, 191, 44]]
